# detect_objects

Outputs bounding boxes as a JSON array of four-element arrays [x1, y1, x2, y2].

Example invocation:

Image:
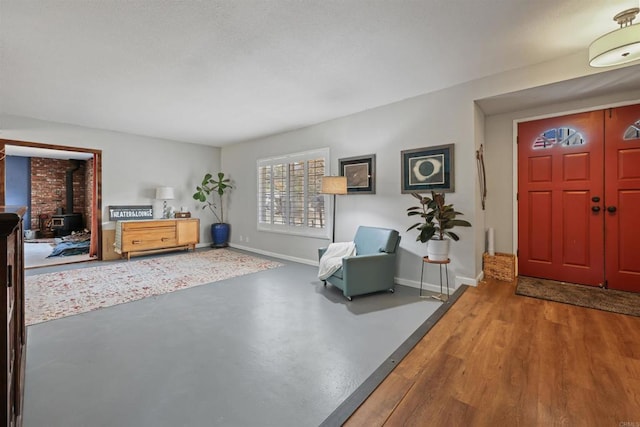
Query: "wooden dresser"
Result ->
[[1, 206, 26, 427], [114, 218, 199, 260]]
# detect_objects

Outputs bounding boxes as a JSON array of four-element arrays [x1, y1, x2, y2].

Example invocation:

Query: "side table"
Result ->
[[420, 257, 451, 301]]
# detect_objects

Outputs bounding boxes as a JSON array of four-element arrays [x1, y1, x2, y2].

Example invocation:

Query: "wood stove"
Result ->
[[51, 213, 83, 236], [50, 160, 85, 236]]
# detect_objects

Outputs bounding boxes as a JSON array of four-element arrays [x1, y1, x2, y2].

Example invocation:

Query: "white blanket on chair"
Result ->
[[318, 241, 356, 280]]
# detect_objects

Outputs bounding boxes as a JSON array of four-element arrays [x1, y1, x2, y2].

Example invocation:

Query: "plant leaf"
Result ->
[[407, 223, 420, 231], [446, 231, 460, 241]]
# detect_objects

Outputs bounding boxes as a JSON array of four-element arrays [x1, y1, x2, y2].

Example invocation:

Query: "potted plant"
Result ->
[[407, 191, 471, 261], [193, 172, 233, 248]]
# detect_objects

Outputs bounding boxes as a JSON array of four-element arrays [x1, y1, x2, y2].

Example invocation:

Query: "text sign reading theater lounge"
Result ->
[[109, 205, 154, 221]]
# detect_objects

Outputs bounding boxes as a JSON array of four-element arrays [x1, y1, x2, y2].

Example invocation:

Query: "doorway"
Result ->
[[518, 104, 640, 293], [1, 139, 103, 268]]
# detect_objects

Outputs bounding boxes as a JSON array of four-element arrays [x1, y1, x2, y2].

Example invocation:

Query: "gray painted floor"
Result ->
[[23, 250, 441, 427]]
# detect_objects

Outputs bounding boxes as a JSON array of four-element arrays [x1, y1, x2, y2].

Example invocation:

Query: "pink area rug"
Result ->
[[25, 249, 283, 325]]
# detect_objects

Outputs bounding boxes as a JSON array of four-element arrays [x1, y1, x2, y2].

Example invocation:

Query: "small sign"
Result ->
[[109, 205, 154, 221]]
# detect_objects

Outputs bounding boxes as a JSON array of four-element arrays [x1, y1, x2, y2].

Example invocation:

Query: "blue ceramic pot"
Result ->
[[211, 223, 230, 248]]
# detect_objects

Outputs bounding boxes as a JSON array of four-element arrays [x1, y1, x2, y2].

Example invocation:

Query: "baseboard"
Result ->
[[395, 271, 479, 293], [456, 274, 479, 287], [394, 277, 448, 294], [228, 243, 319, 266], [223, 243, 482, 288]]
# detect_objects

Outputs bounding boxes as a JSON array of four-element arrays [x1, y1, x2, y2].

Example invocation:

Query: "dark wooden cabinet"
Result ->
[[1, 207, 26, 427]]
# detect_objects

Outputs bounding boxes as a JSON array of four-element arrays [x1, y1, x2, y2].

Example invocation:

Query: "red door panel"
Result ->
[[562, 191, 591, 267], [528, 191, 552, 263], [518, 111, 604, 286], [604, 105, 640, 292]]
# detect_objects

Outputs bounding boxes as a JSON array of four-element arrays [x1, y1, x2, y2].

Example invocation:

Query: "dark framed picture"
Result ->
[[339, 154, 376, 194], [401, 144, 454, 193]]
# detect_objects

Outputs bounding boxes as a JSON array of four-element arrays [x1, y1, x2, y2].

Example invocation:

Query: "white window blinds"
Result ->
[[257, 148, 329, 238]]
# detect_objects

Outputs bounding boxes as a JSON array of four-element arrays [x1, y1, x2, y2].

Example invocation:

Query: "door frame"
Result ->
[[512, 99, 640, 272], [0, 138, 103, 260]]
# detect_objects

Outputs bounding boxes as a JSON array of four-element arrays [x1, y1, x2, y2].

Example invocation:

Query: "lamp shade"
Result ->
[[589, 8, 640, 68], [155, 186, 175, 200], [321, 176, 347, 195], [589, 24, 640, 67]]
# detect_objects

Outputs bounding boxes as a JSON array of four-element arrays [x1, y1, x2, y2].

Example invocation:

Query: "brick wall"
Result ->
[[85, 158, 93, 227], [30, 158, 87, 230]]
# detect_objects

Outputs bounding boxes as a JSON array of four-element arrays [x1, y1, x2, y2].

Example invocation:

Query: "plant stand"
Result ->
[[420, 256, 451, 301]]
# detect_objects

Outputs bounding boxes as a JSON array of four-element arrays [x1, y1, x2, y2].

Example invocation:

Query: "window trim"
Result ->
[[257, 148, 331, 239]]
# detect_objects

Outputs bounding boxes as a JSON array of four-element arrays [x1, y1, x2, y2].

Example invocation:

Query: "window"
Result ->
[[258, 148, 329, 238], [532, 127, 585, 149]]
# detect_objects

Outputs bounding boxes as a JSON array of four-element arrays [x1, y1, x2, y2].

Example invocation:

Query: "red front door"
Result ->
[[604, 105, 640, 292], [518, 111, 605, 286], [518, 105, 640, 293]]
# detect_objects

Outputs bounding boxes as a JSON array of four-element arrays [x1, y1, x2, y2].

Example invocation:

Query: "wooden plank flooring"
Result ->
[[346, 278, 640, 426]]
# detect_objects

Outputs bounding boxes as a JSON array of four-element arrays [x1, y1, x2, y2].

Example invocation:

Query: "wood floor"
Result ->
[[346, 278, 640, 426]]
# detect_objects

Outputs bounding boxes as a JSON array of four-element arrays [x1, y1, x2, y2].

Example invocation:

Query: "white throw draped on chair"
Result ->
[[318, 242, 356, 280]]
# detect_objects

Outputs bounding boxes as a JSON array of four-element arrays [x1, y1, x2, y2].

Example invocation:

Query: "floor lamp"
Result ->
[[321, 176, 347, 242]]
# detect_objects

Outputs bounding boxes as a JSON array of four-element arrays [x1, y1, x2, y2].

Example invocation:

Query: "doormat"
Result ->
[[26, 249, 283, 325], [515, 276, 640, 317]]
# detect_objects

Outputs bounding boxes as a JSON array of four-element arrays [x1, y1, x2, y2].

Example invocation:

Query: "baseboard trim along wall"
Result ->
[[394, 275, 477, 294], [226, 243, 480, 288], [228, 243, 319, 266]]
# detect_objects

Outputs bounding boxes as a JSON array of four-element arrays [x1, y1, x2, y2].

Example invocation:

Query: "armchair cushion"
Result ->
[[318, 241, 356, 280]]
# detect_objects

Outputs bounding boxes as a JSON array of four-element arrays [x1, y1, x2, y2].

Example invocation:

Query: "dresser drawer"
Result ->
[[121, 220, 174, 231], [121, 227, 177, 252]]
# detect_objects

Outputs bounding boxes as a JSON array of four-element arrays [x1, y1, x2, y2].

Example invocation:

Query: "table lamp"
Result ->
[[155, 186, 175, 218]]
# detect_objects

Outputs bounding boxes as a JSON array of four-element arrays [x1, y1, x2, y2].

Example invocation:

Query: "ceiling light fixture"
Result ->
[[589, 7, 640, 67]]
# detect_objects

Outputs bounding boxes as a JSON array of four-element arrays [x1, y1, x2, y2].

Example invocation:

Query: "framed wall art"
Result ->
[[401, 144, 454, 193], [339, 154, 376, 194]]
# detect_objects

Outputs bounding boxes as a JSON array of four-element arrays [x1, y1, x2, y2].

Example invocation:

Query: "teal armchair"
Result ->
[[318, 226, 401, 300]]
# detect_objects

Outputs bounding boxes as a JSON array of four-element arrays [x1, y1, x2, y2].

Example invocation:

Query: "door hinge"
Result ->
[[516, 193, 519, 201], [516, 136, 519, 144], [516, 249, 519, 258]]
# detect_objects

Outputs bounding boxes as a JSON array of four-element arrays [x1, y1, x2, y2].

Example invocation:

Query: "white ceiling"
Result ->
[[1, 0, 639, 147]]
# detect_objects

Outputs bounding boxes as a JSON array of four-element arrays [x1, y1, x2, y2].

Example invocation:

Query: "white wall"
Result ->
[[222, 50, 635, 289], [1, 115, 221, 243], [223, 84, 478, 288]]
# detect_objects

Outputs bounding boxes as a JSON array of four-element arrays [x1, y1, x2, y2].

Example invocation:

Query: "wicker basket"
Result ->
[[483, 252, 516, 282]]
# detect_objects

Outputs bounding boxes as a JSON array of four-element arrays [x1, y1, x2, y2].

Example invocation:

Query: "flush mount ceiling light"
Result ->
[[589, 7, 640, 67]]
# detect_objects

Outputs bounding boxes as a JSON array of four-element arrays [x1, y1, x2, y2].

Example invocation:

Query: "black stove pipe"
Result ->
[[65, 160, 82, 214]]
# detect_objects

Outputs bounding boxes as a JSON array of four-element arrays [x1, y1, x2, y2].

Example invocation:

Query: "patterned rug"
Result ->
[[516, 276, 640, 317], [26, 249, 283, 325]]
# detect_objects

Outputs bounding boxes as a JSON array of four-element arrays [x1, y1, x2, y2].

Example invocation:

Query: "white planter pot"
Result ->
[[427, 239, 450, 261]]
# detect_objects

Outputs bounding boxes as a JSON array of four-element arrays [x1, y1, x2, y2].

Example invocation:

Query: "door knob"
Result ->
[[607, 206, 617, 213], [592, 196, 600, 202], [591, 206, 601, 212]]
